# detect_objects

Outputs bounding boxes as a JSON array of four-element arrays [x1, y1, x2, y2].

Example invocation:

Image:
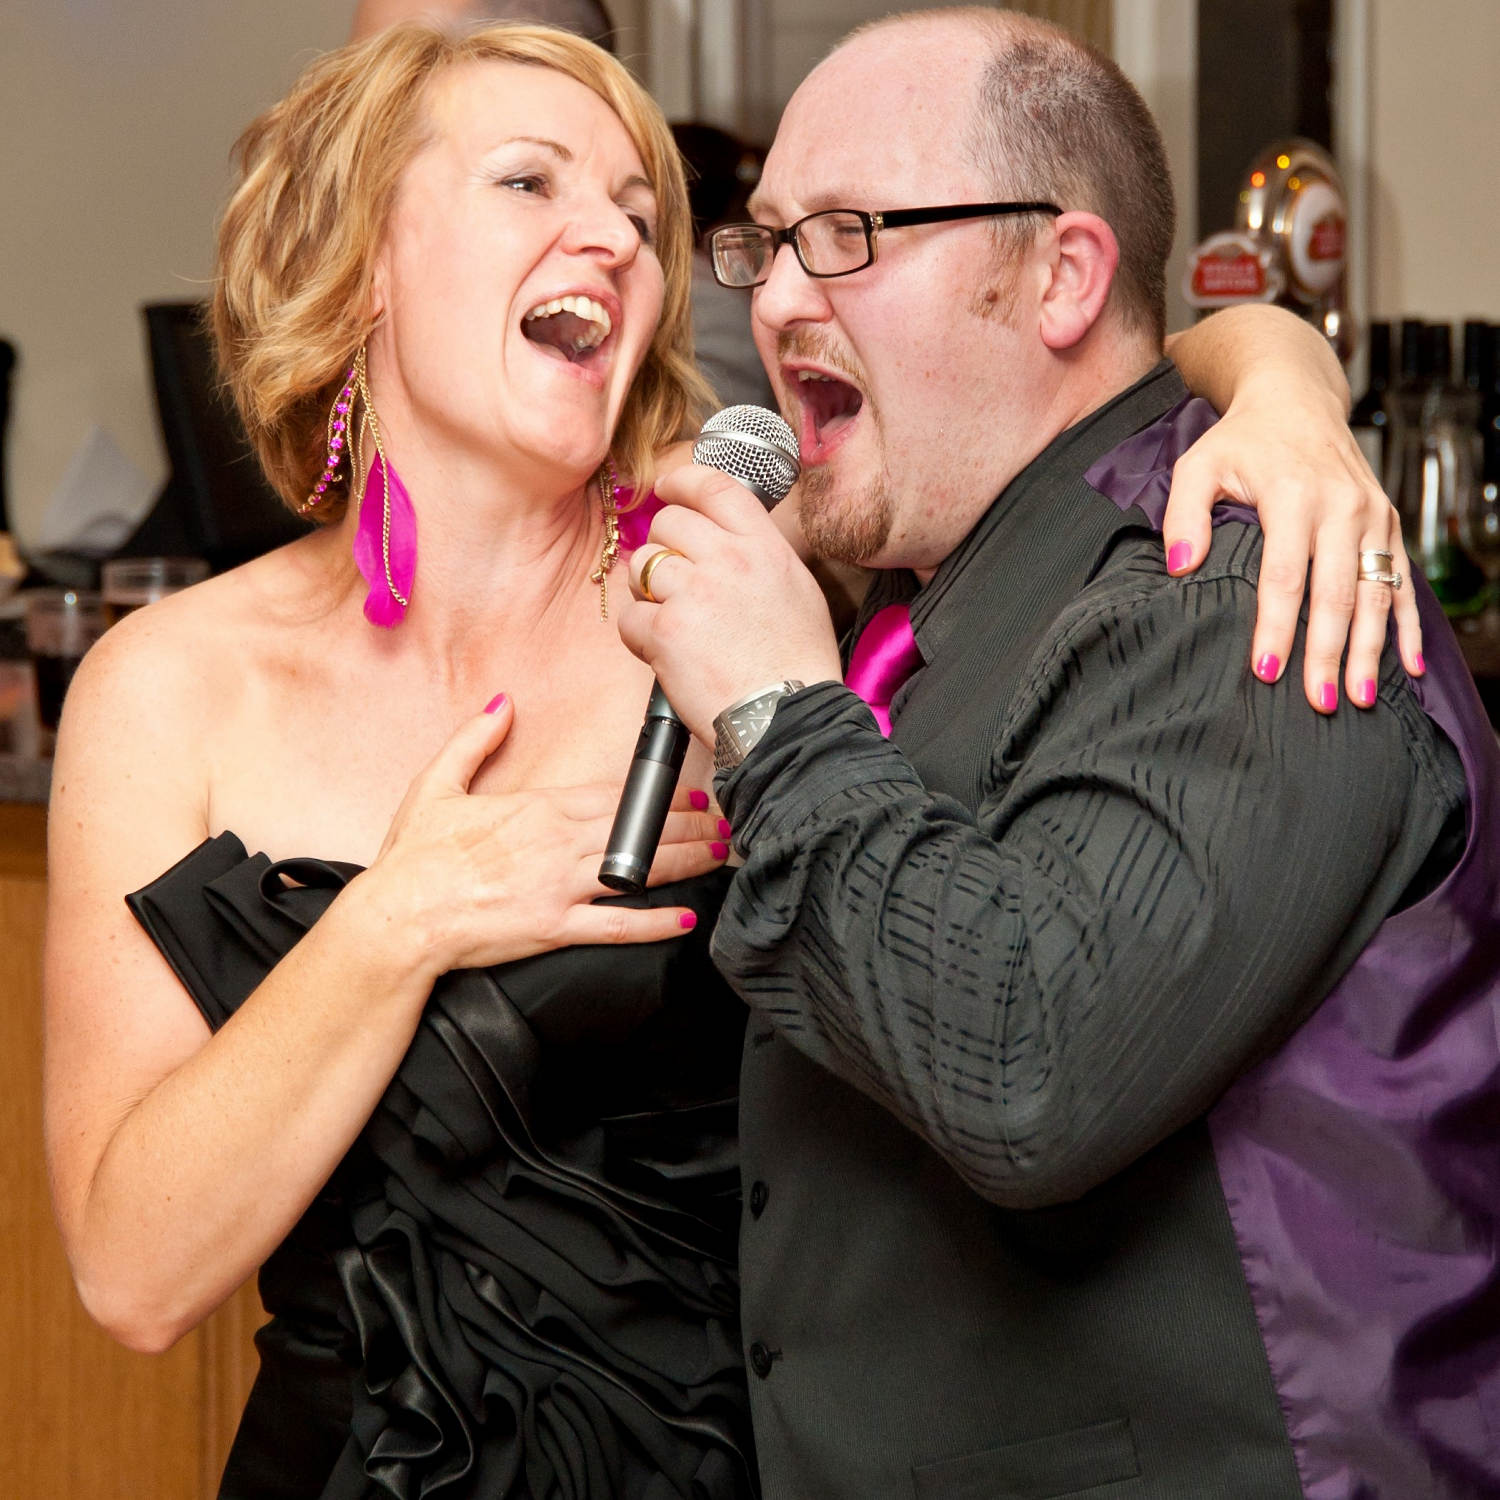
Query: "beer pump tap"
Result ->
[[1185, 138, 1351, 361]]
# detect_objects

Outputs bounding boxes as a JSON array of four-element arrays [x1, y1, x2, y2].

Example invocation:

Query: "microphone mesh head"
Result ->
[[692, 404, 800, 504]]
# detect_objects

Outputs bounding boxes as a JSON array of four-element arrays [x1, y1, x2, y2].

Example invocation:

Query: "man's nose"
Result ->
[[752, 241, 831, 333]]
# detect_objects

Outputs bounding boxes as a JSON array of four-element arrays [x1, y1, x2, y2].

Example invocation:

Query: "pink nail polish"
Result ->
[[1318, 682, 1337, 712], [689, 789, 710, 811], [678, 911, 697, 930], [711, 841, 729, 861], [718, 818, 733, 839], [1360, 678, 1377, 706], [1254, 653, 1280, 682], [1166, 540, 1192, 574], [1414, 653, 1426, 674], [484, 693, 507, 714]]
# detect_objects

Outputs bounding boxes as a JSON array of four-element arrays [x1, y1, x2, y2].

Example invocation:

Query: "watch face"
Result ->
[[715, 681, 803, 771], [731, 694, 781, 752]]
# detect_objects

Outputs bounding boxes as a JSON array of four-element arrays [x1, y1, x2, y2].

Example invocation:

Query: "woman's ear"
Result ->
[[1038, 211, 1119, 351], [368, 247, 389, 324]]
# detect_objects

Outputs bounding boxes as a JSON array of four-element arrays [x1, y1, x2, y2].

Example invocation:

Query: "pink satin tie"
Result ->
[[845, 602, 922, 736]]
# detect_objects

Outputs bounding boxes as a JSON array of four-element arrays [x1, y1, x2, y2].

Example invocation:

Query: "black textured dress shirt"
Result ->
[[710, 362, 1467, 1500]]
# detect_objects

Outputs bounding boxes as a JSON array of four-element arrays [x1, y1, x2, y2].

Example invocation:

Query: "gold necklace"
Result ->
[[589, 464, 620, 620]]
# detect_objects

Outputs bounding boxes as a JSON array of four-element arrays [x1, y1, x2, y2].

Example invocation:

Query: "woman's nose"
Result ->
[[564, 197, 642, 266]]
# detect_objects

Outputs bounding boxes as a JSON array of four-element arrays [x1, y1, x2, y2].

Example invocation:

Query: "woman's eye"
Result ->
[[501, 173, 547, 195], [626, 211, 656, 245]]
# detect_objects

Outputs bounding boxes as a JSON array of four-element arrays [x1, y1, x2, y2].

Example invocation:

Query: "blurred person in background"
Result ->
[[672, 122, 777, 412], [352, 0, 615, 49]]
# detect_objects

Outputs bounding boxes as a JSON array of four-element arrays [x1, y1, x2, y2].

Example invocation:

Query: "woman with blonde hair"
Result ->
[[42, 18, 1417, 1499], [49, 24, 747, 1497]]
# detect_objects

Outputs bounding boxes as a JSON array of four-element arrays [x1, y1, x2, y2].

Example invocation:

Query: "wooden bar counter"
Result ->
[[0, 764, 260, 1498]]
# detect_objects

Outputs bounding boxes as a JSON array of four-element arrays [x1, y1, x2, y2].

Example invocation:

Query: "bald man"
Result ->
[[622, 9, 1499, 1498]]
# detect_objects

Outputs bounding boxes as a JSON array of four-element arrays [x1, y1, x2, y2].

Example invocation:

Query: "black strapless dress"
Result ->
[[127, 833, 754, 1500]]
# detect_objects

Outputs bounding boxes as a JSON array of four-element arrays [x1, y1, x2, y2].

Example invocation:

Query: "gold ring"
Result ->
[[1359, 548, 1395, 573], [1357, 567, 1403, 589], [638, 547, 684, 604]]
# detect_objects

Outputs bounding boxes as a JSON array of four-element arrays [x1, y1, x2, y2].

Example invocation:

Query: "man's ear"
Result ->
[[1038, 211, 1119, 351]]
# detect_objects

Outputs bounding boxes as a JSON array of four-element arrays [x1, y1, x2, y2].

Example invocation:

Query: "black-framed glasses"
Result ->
[[709, 201, 1063, 288]]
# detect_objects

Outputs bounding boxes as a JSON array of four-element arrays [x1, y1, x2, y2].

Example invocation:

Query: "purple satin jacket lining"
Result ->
[[1086, 394, 1500, 1496]]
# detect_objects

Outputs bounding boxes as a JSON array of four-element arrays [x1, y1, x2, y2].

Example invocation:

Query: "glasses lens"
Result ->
[[798, 211, 871, 277], [712, 225, 774, 287]]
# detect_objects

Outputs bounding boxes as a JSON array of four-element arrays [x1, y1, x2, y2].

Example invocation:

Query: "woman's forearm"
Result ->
[[1166, 303, 1351, 418], [56, 874, 433, 1353]]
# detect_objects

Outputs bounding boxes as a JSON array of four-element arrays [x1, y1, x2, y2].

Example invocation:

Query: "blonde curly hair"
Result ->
[[212, 22, 711, 518]]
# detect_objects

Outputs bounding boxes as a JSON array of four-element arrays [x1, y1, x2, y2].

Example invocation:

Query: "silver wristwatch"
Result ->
[[712, 681, 805, 772]]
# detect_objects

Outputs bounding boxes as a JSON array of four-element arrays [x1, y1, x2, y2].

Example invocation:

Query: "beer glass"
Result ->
[[25, 589, 106, 749], [101, 556, 209, 626]]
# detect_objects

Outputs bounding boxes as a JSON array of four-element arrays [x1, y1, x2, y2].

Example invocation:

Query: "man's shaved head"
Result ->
[[837, 8, 1173, 341]]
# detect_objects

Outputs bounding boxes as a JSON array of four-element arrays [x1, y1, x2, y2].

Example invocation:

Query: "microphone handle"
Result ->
[[598, 681, 691, 894]]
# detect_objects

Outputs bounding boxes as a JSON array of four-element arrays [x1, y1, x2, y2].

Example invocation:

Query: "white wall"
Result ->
[[1368, 0, 1500, 325], [0, 2, 357, 548], [1111, 0, 1196, 340]]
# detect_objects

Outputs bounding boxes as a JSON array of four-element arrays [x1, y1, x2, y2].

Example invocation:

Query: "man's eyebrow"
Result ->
[[743, 189, 865, 223]]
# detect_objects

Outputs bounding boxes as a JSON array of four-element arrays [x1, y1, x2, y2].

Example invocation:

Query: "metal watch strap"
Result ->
[[712, 680, 805, 772]]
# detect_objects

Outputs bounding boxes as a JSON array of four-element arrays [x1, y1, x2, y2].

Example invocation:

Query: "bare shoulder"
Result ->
[[51, 532, 346, 884]]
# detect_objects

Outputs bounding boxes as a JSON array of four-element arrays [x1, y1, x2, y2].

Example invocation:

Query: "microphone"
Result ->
[[597, 405, 800, 894]]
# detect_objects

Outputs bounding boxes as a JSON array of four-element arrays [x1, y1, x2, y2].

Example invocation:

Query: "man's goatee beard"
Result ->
[[798, 464, 896, 566]]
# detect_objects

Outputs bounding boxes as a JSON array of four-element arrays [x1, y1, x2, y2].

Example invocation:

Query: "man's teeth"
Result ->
[[797, 371, 836, 382], [523, 294, 613, 352]]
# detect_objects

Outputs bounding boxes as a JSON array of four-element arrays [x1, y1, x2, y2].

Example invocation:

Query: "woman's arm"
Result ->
[[1165, 304, 1420, 712], [43, 619, 719, 1353]]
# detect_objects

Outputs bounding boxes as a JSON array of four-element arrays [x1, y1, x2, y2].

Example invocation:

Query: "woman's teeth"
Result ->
[[523, 294, 612, 353]]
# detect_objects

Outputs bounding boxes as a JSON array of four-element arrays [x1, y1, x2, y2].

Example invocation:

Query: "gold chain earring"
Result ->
[[349, 349, 409, 612]]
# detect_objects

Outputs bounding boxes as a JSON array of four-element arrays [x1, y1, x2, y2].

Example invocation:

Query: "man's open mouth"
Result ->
[[522, 294, 613, 364], [792, 369, 864, 462]]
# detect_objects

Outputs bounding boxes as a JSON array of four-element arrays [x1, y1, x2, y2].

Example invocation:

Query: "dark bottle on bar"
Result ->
[[1481, 324, 1500, 496], [1463, 320, 1488, 397], [1399, 323, 1486, 615], [1386, 320, 1426, 525], [1460, 325, 1500, 602], [1350, 320, 1391, 480]]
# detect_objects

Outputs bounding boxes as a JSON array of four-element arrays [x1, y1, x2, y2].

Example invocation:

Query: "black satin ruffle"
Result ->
[[129, 834, 754, 1500]]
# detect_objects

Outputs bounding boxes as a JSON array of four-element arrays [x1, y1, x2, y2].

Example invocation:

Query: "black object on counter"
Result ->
[[0, 338, 15, 535], [129, 301, 309, 571]]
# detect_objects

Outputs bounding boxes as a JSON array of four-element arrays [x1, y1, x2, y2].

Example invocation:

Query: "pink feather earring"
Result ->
[[300, 347, 416, 628]]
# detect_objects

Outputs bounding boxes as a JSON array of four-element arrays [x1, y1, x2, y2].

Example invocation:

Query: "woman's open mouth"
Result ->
[[790, 369, 864, 465], [521, 294, 613, 370]]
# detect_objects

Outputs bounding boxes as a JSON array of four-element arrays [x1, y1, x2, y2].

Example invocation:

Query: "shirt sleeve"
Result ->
[[711, 561, 1466, 1210]]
